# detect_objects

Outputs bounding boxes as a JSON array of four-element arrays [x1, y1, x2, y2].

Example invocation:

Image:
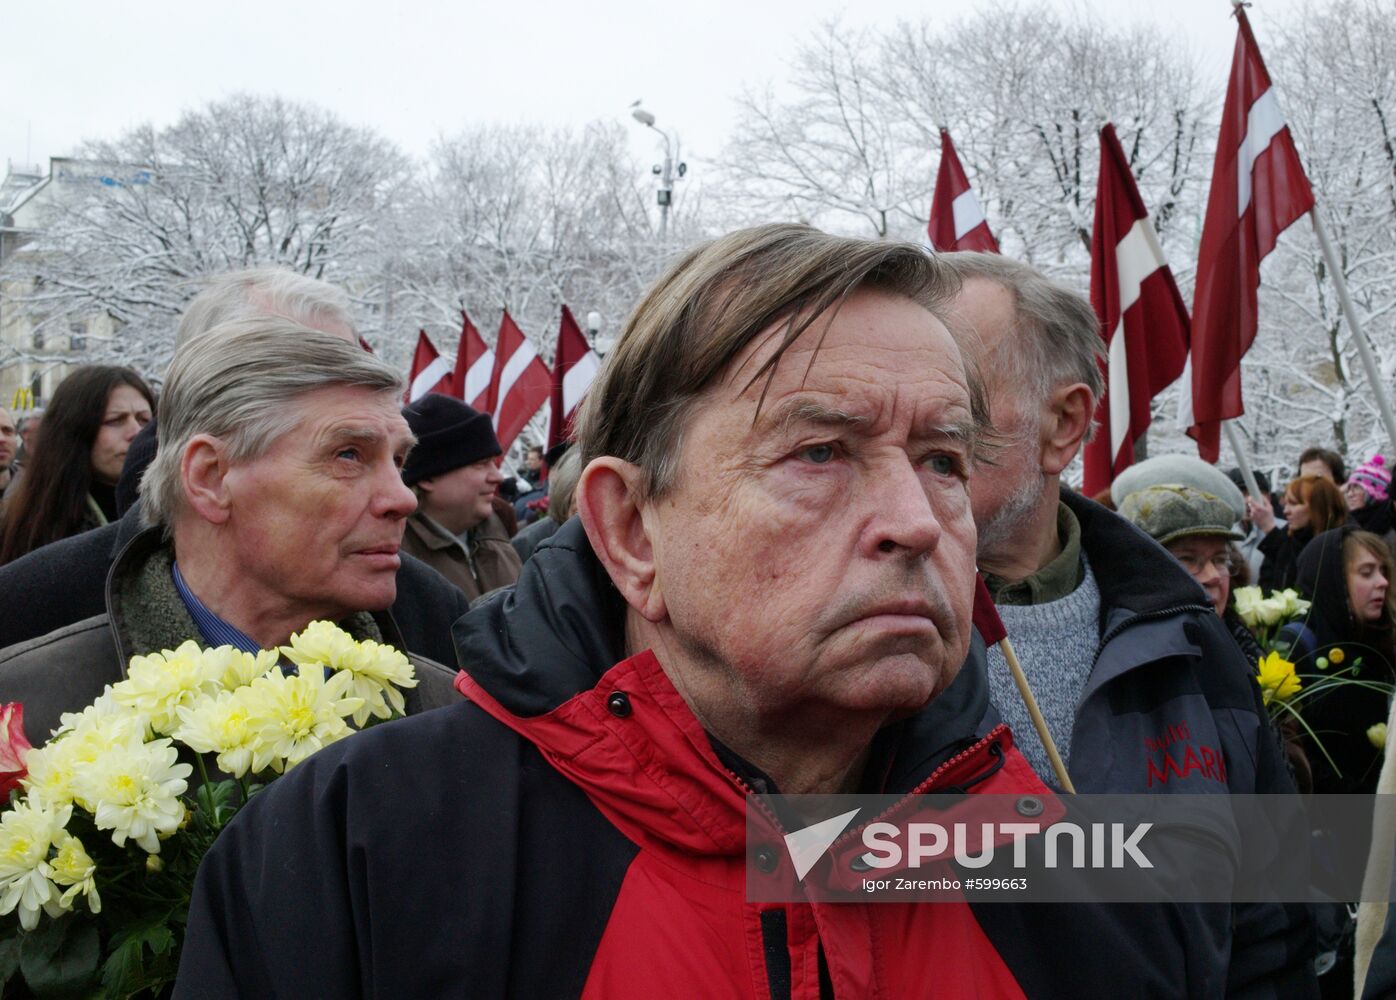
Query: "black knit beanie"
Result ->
[[400, 395, 501, 486]]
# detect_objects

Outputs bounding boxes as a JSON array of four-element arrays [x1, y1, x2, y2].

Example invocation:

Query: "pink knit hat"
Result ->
[[1347, 454, 1391, 503]]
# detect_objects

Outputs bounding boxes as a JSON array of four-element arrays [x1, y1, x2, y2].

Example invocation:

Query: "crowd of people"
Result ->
[[1, 229, 1395, 996]]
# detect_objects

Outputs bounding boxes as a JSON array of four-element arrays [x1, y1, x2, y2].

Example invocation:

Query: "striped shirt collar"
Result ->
[[170, 561, 262, 654]]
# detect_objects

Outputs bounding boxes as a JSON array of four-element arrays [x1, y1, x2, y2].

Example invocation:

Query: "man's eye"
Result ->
[[800, 444, 836, 465], [336, 448, 360, 462], [925, 454, 959, 476]]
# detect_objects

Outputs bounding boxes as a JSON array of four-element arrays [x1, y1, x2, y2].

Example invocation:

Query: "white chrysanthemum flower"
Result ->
[[0, 797, 71, 930], [332, 640, 417, 727], [28, 697, 147, 811], [282, 622, 417, 727], [202, 646, 279, 692], [49, 833, 100, 914], [112, 641, 220, 735], [77, 737, 191, 853], [281, 621, 357, 671], [173, 691, 260, 778], [245, 668, 363, 772]]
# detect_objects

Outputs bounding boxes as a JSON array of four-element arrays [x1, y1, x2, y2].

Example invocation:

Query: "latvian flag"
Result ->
[[928, 129, 998, 254], [1081, 124, 1190, 497]]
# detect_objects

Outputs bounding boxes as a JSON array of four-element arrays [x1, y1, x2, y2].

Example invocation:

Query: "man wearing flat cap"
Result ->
[[399, 395, 521, 601]]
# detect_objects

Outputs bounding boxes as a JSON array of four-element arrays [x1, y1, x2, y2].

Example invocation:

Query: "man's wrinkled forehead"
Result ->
[[711, 298, 975, 437]]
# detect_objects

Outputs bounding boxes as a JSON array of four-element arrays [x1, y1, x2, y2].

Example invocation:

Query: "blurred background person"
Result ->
[[1250, 474, 1348, 591], [400, 394, 521, 601], [15, 412, 42, 464], [0, 408, 16, 497], [1344, 454, 1395, 547], [0, 366, 153, 565], [1228, 467, 1281, 581], [511, 447, 583, 564], [1299, 446, 1347, 484]]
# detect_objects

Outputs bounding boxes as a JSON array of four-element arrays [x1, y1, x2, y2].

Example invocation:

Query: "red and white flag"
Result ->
[[405, 330, 452, 403], [1184, 6, 1314, 462], [450, 310, 495, 411], [928, 129, 999, 254], [1082, 124, 1191, 497], [489, 311, 551, 453], [548, 306, 601, 452]]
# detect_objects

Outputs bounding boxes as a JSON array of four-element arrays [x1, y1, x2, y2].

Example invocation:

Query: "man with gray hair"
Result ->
[[0, 320, 461, 743], [944, 252, 1313, 995], [0, 268, 469, 663]]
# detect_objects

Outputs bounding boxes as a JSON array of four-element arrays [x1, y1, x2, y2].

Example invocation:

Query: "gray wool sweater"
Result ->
[[985, 555, 1102, 784]]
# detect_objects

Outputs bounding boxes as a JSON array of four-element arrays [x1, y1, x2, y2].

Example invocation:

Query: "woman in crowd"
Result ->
[[1282, 527, 1396, 794], [1345, 454, 1396, 546], [1249, 474, 1348, 591], [1120, 483, 1313, 791], [0, 365, 154, 565]]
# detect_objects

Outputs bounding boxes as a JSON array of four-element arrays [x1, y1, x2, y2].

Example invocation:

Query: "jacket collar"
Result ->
[[104, 526, 403, 669], [406, 512, 466, 554]]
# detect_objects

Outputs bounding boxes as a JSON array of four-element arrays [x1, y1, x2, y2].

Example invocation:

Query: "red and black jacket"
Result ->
[[176, 520, 1230, 998]]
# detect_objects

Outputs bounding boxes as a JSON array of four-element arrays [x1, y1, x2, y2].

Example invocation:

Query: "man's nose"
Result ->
[[375, 465, 418, 519], [864, 459, 944, 558]]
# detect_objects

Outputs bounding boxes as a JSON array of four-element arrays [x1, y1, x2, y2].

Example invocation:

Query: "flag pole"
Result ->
[[997, 636, 1077, 793], [1309, 208, 1396, 457], [1223, 422, 1264, 499]]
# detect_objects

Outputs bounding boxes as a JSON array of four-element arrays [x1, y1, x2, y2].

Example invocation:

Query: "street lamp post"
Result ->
[[631, 107, 685, 241], [586, 310, 602, 352]]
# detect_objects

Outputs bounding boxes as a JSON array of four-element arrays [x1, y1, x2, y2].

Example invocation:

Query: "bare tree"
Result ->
[[0, 94, 414, 376]]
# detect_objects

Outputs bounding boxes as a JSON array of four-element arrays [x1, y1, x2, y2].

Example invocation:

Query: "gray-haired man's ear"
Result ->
[[576, 457, 666, 624], [1040, 383, 1095, 477]]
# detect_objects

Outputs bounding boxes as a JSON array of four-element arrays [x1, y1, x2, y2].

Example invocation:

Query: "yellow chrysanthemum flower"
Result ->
[[112, 641, 220, 735], [281, 621, 358, 671], [49, 833, 99, 913], [201, 646, 279, 692], [1329, 647, 1346, 665], [0, 797, 71, 930], [244, 668, 363, 773], [27, 693, 146, 810], [75, 737, 192, 853], [174, 691, 262, 778], [282, 623, 415, 728], [1257, 651, 1302, 705]]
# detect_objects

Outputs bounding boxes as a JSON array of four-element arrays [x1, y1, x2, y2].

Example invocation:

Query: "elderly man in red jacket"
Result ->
[[177, 225, 1233, 999]]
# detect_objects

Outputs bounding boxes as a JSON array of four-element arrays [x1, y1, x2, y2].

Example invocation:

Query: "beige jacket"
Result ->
[[400, 510, 521, 603]]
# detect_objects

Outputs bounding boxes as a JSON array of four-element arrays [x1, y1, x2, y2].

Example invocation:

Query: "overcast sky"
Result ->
[[6, 0, 1304, 178]]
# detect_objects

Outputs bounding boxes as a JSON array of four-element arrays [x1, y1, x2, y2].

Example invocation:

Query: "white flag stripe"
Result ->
[[561, 351, 601, 415], [1114, 219, 1168, 315], [951, 189, 986, 241], [1237, 88, 1286, 219], [464, 351, 494, 407], [493, 341, 539, 421], [1175, 353, 1195, 431], [408, 356, 452, 402], [1107, 318, 1131, 460]]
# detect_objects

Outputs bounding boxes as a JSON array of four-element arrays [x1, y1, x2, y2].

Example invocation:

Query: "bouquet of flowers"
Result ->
[[0, 621, 417, 998], [1236, 586, 1395, 774], [1233, 586, 1311, 650]]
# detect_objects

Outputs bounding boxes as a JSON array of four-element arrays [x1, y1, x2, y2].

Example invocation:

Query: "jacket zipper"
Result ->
[[827, 729, 1007, 853]]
